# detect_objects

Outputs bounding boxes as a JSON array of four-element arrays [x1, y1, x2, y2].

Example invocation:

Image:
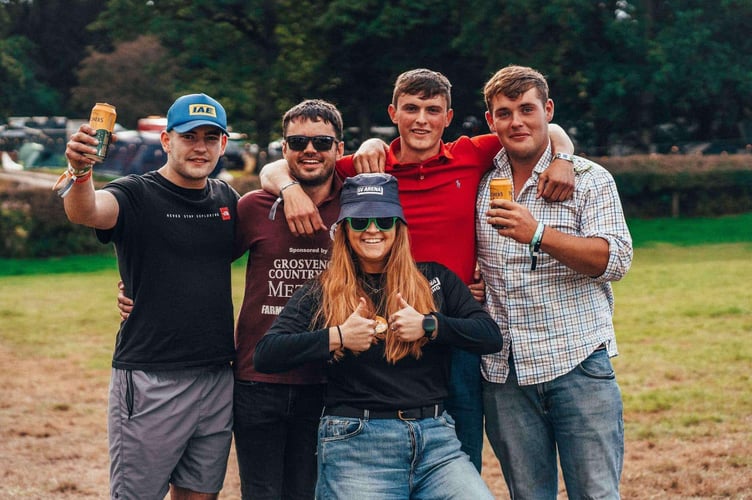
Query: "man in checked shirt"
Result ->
[[476, 65, 633, 500]]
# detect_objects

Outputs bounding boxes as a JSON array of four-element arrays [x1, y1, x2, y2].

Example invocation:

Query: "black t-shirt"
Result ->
[[254, 262, 503, 410], [97, 171, 239, 370]]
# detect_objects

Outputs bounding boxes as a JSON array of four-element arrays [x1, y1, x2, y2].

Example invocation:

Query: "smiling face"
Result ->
[[485, 87, 553, 168], [346, 220, 397, 273], [388, 93, 453, 163], [283, 117, 343, 187], [160, 125, 227, 188]]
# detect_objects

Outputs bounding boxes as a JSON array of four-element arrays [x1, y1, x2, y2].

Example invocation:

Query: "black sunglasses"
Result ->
[[346, 217, 398, 232], [285, 135, 338, 152]]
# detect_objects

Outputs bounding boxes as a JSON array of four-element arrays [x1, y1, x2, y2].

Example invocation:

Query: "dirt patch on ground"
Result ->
[[1, 344, 749, 499]]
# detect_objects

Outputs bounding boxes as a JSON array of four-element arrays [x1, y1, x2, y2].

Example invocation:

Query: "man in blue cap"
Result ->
[[63, 93, 239, 500]]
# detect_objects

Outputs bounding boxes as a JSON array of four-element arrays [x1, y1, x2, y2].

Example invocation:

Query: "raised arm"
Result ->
[[537, 123, 575, 202], [352, 138, 389, 173], [259, 159, 325, 236], [62, 124, 119, 229]]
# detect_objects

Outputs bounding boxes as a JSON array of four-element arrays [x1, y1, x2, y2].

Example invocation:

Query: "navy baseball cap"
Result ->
[[336, 173, 406, 225], [166, 93, 228, 134]]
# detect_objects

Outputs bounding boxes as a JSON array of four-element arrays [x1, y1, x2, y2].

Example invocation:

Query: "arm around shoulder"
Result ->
[[259, 158, 294, 196]]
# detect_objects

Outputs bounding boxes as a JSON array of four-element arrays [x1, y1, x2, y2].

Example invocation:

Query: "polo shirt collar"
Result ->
[[388, 137, 454, 167]]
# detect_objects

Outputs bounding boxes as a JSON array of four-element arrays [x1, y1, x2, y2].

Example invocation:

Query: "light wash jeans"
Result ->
[[315, 411, 494, 500], [483, 348, 624, 500]]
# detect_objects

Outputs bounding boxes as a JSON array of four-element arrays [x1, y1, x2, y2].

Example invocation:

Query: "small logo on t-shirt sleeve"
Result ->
[[219, 207, 231, 221]]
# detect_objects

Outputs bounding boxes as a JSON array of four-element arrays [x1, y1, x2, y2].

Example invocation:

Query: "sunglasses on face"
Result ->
[[346, 217, 398, 232], [285, 135, 338, 152]]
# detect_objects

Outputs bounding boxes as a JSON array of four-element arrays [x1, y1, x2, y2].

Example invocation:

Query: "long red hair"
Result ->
[[313, 222, 436, 363]]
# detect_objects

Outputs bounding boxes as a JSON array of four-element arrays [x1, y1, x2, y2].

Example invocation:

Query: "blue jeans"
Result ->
[[315, 411, 493, 499], [483, 349, 624, 499], [233, 380, 324, 500], [444, 348, 484, 471]]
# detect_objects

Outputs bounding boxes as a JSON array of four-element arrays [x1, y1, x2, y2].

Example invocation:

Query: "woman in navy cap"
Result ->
[[255, 173, 501, 499]]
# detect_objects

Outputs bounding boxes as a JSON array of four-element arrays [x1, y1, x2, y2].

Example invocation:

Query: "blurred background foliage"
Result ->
[[1, 0, 751, 155]]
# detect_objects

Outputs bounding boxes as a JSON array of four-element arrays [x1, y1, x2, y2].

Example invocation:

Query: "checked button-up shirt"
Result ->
[[476, 145, 633, 386]]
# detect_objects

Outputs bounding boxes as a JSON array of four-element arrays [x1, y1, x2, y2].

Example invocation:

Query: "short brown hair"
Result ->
[[282, 99, 344, 139], [392, 69, 452, 109], [483, 65, 549, 113]]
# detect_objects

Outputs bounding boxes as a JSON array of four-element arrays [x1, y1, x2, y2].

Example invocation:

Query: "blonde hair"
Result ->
[[314, 222, 436, 363]]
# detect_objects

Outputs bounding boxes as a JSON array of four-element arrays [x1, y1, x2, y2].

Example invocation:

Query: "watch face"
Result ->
[[422, 315, 436, 334]]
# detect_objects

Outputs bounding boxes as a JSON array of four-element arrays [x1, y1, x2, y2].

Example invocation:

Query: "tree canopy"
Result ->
[[1, 0, 750, 154]]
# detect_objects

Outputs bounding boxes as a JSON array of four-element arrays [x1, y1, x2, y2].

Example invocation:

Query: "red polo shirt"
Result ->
[[337, 134, 501, 284]]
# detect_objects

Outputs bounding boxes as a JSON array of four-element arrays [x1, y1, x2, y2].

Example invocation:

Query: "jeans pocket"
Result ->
[[319, 416, 363, 443], [577, 349, 616, 379]]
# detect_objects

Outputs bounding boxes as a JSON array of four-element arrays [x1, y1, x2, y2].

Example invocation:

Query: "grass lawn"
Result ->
[[0, 213, 750, 497], [2, 213, 750, 432]]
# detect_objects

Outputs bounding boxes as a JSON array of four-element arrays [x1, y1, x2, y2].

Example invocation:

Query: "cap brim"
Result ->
[[170, 120, 228, 134], [336, 201, 406, 225]]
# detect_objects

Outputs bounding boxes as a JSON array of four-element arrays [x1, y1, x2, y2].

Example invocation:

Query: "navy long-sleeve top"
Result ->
[[255, 262, 502, 411]]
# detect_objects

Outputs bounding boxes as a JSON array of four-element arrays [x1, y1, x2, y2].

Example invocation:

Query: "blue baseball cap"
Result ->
[[166, 93, 228, 134], [336, 173, 406, 225]]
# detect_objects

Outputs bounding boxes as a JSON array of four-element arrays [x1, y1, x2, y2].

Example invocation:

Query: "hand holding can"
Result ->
[[489, 177, 513, 203], [489, 178, 513, 229], [84, 103, 117, 162]]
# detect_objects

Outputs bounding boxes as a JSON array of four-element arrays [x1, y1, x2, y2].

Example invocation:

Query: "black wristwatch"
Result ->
[[422, 314, 437, 340]]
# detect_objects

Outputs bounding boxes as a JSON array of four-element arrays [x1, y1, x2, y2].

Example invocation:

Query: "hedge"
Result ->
[[0, 157, 750, 257], [595, 155, 752, 218]]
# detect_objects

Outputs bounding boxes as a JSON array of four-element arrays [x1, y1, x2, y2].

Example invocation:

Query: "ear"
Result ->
[[336, 138, 345, 159], [484, 111, 495, 132], [545, 99, 554, 123], [160, 130, 171, 153], [388, 104, 398, 124], [220, 133, 228, 154], [444, 108, 454, 128]]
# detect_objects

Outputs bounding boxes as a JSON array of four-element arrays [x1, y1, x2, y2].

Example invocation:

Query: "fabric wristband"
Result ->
[[74, 168, 93, 183], [268, 180, 300, 220], [529, 222, 545, 271], [53, 164, 93, 197]]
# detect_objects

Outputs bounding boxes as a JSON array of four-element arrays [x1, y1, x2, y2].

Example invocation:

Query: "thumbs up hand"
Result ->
[[387, 293, 425, 342]]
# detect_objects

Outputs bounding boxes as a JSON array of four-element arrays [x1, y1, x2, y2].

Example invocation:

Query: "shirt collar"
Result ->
[[388, 137, 454, 167], [492, 141, 553, 176]]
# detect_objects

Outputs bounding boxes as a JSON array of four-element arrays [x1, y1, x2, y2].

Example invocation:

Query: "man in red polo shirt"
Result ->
[[260, 68, 575, 471]]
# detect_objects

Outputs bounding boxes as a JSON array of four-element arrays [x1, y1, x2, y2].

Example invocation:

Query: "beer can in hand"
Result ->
[[489, 177, 513, 229], [84, 103, 117, 162], [489, 177, 513, 202]]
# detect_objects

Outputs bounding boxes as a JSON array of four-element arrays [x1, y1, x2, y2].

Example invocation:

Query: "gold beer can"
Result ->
[[84, 102, 117, 162], [489, 177, 513, 202]]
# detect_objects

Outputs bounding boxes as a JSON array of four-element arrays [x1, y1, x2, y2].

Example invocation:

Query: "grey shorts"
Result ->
[[108, 365, 233, 499]]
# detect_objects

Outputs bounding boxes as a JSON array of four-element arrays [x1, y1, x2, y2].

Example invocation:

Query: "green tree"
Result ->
[[90, 0, 304, 143], [2, 0, 106, 115], [649, 0, 752, 143], [309, 0, 486, 141], [0, 36, 60, 119], [70, 36, 179, 128]]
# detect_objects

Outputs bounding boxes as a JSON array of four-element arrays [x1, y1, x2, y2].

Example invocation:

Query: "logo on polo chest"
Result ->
[[188, 104, 217, 117]]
